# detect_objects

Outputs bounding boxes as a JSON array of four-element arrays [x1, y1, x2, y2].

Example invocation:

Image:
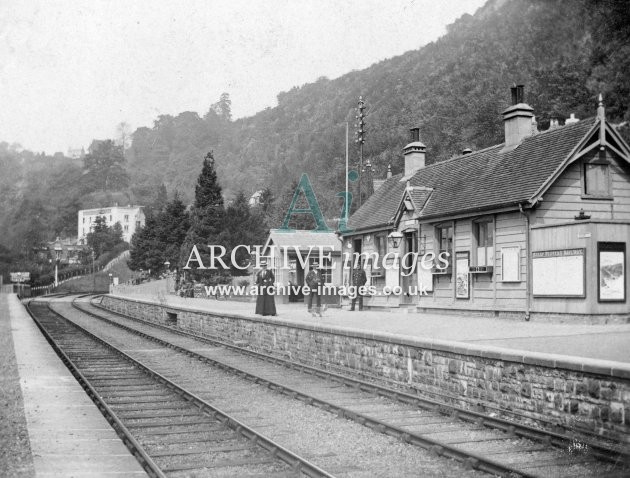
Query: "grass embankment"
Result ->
[[0, 295, 35, 477], [56, 257, 140, 294]]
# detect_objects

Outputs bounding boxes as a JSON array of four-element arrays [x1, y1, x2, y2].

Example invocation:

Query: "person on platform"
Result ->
[[305, 261, 323, 317], [350, 261, 368, 311], [255, 260, 276, 316]]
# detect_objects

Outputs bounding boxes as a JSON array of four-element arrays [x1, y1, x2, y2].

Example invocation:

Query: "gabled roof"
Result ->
[[264, 229, 341, 253], [345, 117, 600, 234], [346, 174, 407, 232]]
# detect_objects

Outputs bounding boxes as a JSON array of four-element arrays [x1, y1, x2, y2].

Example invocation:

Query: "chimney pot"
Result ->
[[565, 113, 579, 125], [510, 85, 518, 105], [501, 85, 534, 151], [402, 128, 426, 177]]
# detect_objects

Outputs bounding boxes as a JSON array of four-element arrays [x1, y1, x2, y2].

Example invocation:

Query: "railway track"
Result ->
[[61, 295, 630, 478], [26, 301, 333, 478]]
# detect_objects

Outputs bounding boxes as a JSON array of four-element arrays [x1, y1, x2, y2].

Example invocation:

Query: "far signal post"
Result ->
[[355, 96, 366, 207]]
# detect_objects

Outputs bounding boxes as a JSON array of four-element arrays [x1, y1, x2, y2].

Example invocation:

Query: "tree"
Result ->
[[129, 192, 190, 276], [116, 121, 133, 157], [220, 191, 268, 275], [83, 140, 129, 191], [212, 92, 232, 122], [180, 152, 226, 281], [86, 216, 124, 258]]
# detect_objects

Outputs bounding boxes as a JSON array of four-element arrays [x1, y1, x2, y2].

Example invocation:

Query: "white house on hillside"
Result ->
[[78, 205, 145, 244]]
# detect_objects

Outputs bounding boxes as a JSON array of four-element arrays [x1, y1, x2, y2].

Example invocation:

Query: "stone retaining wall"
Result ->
[[101, 295, 630, 443]]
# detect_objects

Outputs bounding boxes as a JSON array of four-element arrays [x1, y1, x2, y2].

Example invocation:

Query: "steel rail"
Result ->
[[85, 296, 628, 465], [70, 299, 549, 477], [31, 300, 334, 478], [24, 300, 167, 478]]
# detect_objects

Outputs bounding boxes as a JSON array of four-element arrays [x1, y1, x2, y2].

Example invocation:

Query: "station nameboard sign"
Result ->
[[10, 272, 30, 283]]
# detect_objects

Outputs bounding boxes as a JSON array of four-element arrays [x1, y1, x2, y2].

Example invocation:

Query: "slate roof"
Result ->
[[345, 117, 598, 234], [264, 229, 341, 252], [408, 188, 433, 214]]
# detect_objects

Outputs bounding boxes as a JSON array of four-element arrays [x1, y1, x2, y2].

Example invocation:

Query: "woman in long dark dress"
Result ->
[[255, 260, 277, 316]]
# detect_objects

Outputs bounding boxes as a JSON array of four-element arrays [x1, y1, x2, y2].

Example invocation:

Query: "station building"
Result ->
[[78, 205, 145, 244], [262, 229, 343, 304], [342, 87, 630, 321]]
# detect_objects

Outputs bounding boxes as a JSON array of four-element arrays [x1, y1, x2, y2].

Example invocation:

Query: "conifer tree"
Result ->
[[154, 183, 168, 213], [180, 152, 226, 282], [129, 192, 190, 276], [221, 191, 268, 276]]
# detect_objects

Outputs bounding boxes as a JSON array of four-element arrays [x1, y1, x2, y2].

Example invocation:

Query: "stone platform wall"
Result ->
[[101, 295, 630, 443]]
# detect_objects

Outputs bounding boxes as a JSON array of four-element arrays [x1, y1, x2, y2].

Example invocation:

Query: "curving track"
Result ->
[[26, 300, 333, 478]]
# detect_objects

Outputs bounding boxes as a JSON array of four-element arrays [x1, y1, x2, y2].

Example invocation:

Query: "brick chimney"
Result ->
[[402, 127, 426, 177], [501, 85, 534, 152]]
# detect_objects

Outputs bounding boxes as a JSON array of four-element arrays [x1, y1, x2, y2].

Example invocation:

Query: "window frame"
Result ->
[[434, 222, 454, 272], [372, 234, 387, 278], [310, 257, 333, 285], [473, 217, 495, 268], [581, 151, 613, 200]]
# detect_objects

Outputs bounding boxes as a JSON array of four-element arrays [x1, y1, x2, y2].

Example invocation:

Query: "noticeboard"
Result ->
[[532, 248, 585, 297], [10, 272, 30, 283], [455, 251, 469, 299], [500, 247, 520, 282]]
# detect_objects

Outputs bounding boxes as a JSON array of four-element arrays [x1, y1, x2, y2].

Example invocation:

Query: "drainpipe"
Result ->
[[519, 203, 531, 321]]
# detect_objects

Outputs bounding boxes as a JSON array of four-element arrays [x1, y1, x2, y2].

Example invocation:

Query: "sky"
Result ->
[[0, 0, 486, 154]]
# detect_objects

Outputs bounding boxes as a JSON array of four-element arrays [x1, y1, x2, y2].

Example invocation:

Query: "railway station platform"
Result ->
[[2, 293, 147, 477], [111, 282, 630, 364]]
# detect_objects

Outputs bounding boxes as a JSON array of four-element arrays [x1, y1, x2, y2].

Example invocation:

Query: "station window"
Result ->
[[372, 234, 387, 281], [124, 225, 129, 232], [124, 214, 129, 222], [474, 220, 494, 266], [436, 224, 453, 255], [310, 257, 332, 284], [583, 152, 611, 198]]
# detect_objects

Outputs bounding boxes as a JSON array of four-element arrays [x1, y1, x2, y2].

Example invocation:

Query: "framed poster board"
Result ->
[[417, 263, 433, 292], [598, 242, 626, 302], [455, 251, 469, 299], [501, 247, 520, 282], [532, 248, 585, 297]]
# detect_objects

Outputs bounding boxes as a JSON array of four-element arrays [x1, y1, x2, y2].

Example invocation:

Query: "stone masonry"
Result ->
[[101, 295, 630, 444]]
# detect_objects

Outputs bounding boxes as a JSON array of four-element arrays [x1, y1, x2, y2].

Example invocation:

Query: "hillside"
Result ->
[[124, 0, 630, 212]]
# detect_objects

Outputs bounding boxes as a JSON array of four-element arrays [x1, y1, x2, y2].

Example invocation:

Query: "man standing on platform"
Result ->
[[305, 261, 323, 317], [350, 261, 367, 311], [255, 259, 277, 316]]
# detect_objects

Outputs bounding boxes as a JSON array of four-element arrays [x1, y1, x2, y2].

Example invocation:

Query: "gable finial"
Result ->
[[597, 93, 605, 120]]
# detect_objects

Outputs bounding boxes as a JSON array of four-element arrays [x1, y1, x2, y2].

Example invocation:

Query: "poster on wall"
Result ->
[[598, 243, 626, 302], [417, 263, 434, 292], [532, 248, 585, 297], [501, 246, 520, 282], [455, 251, 469, 299]]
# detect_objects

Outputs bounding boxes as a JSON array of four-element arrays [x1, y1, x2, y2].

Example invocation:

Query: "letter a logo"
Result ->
[[280, 173, 331, 232]]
